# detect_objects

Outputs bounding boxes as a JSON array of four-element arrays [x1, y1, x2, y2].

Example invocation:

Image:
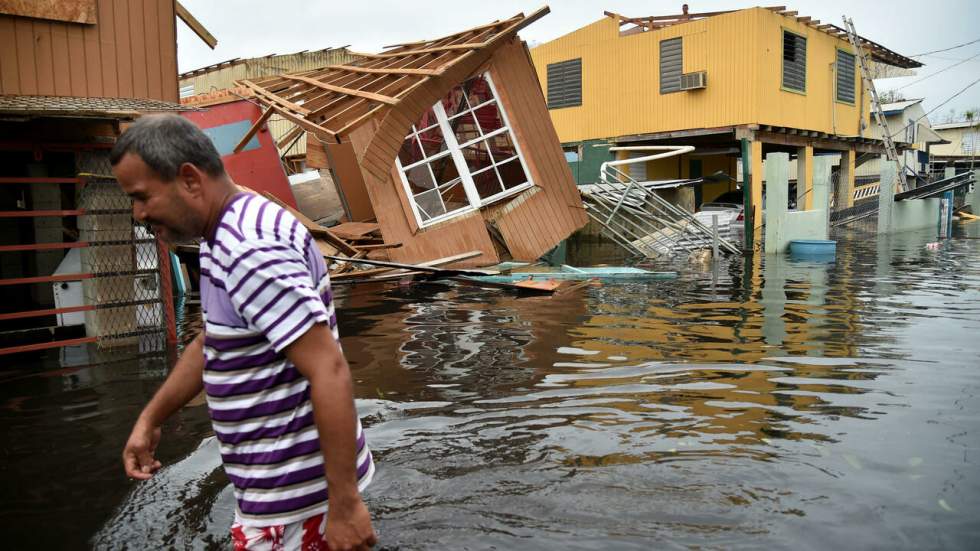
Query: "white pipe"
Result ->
[[598, 145, 695, 182]]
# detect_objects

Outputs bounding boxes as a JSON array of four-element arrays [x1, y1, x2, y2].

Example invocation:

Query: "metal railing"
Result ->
[[581, 148, 741, 258]]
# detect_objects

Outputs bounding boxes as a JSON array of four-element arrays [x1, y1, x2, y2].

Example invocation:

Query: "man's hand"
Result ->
[[122, 420, 163, 479], [326, 494, 377, 551], [120, 333, 205, 481]]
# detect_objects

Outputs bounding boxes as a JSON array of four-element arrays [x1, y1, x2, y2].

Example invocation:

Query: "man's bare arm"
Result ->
[[286, 322, 376, 551], [122, 332, 206, 479]]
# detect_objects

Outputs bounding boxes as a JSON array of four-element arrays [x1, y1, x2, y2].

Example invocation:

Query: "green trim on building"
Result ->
[[562, 139, 615, 185]]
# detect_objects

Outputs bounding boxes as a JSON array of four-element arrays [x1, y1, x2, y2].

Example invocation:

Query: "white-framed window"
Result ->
[[395, 72, 534, 228], [963, 132, 978, 155]]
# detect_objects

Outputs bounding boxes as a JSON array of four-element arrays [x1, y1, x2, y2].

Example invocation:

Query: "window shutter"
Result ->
[[547, 58, 582, 109], [836, 50, 856, 103], [782, 31, 807, 92], [660, 37, 683, 94]]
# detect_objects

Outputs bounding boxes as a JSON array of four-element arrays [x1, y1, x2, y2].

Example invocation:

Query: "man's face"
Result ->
[[113, 153, 205, 244]]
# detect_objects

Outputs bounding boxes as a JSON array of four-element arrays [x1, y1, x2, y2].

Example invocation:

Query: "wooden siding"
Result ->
[[342, 37, 585, 267], [488, 38, 588, 260], [530, 7, 869, 143], [0, 0, 178, 102]]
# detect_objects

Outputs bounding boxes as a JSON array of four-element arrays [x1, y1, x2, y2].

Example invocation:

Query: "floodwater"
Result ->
[[2, 223, 979, 549]]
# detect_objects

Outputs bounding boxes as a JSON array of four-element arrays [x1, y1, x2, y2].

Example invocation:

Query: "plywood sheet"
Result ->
[[0, 0, 97, 24]]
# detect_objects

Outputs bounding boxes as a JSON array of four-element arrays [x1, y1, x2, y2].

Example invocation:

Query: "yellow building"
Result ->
[[530, 6, 921, 243]]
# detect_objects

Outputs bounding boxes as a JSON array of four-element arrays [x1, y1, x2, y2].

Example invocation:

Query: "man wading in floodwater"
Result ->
[[115, 115, 376, 550]]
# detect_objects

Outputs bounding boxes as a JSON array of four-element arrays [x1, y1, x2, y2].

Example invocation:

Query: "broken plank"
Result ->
[[233, 107, 274, 153]]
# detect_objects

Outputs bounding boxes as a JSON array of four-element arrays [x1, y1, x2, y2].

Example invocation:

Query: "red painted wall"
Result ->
[[182, 100, 297, 208]]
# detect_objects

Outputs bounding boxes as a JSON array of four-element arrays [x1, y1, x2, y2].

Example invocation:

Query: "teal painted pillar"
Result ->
[[971, 169, 980, 213], [877, 158, 896, 235]]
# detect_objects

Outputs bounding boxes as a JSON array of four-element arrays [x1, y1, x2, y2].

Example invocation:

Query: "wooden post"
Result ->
[[157, 238, 177, 346], [797, 145, 814, 210], [835, 148, 856, 209]]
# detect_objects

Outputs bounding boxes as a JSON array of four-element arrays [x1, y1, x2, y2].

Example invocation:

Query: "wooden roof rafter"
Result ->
[[605, 6, 921, 69], [238, 7, 550, 141]]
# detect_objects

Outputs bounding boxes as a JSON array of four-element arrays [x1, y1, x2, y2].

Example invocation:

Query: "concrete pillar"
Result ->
[[837, 149, 855, 209], [877, 159, 896, 235], [750, 140, 764, 248], [797, 145, 814, 210], [812, 155, 832, 227], [764, 153, 789, 254]]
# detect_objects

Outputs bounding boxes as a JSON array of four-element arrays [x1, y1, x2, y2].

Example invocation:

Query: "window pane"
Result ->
[[474, 101, 504, 136], [414, 188, 446, 221], [448, 111, 480, 145], [398, 135, 424, 167], [417, 124, 447, 158], [463, 75, 494, 107], [403, 163, 436, 196], [486, 131, 516, 164], [441, 85, 469, 118], [415, 107, 439, 132], [439, 180, 470, 213], [461, 141, 493, 174], [472, 167, 503, 200], [429, 154, 460, 186], [496, 158, 528, 191]]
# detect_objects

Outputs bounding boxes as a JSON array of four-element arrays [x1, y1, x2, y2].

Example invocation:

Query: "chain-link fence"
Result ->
[[76, 151, 172, 353]]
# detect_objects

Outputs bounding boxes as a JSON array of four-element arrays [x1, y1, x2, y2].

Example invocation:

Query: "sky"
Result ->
[[175, 0, 980, 123]]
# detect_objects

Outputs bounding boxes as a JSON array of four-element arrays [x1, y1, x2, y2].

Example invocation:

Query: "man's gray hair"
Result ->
[[110, 114, 225, 180]]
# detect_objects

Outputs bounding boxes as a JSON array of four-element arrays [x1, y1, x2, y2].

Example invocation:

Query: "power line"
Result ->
[[896, 50, 980, 90], [886, 75, 980, 139], [911, 37, 980, 57]]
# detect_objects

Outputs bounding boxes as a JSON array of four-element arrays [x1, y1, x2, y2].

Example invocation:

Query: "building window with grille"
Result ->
[[660, 37, 683, 94], [836, 49, 856, 104], [395, 72, 534, 228], [782, 30, 807, 93], [546, 58, 582, 109]]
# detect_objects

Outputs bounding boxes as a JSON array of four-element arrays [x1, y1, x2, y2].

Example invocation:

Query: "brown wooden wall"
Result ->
[[487, 38, 588, 260], [343, 36, 586, 268], [0, 0, 178, 102]]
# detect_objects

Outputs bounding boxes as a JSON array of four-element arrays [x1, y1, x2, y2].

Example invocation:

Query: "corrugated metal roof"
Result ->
[[933, 120, 980, 130], [605, 6, 923, 69], [880, 99, 923, 113], [0, 95, 190, 117]]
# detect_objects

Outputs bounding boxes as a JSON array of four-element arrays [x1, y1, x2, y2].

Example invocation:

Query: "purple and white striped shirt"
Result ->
[[198, 192, 374, 527]]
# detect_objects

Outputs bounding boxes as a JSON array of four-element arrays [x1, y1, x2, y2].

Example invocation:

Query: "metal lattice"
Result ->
[[76, 151, 170, 352]]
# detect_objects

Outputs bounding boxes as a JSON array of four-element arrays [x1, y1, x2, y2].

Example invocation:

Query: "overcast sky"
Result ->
[[176, 0, 980, 123]]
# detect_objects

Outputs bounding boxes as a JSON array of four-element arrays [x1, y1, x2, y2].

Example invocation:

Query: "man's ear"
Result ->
[[177, 162, 205, 197]]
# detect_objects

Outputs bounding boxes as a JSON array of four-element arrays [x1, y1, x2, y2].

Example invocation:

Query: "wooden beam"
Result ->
[[0, 209, 85, 218], [0, 336, 98, 356], [233, 107, 274, 154], [324, 64, 440, 76], [371, 42, 487, 58], [0, 242, 88, 252], [175, 1, 217, 49], [239, 80, 311, 115], [283, 75, 399, 106]]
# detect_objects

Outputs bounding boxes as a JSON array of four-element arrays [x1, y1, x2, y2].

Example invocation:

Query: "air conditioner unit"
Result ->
[[680, 71, 707, 90]]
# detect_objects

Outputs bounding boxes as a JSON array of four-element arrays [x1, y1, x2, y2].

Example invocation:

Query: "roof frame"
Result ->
[[604, 6, 921, 68]]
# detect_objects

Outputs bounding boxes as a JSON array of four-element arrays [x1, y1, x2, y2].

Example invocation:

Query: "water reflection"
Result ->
[[3, 224, 979, 549]]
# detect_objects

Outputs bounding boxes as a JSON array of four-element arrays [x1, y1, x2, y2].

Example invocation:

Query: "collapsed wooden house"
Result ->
[[236, 6, 587, 267]]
